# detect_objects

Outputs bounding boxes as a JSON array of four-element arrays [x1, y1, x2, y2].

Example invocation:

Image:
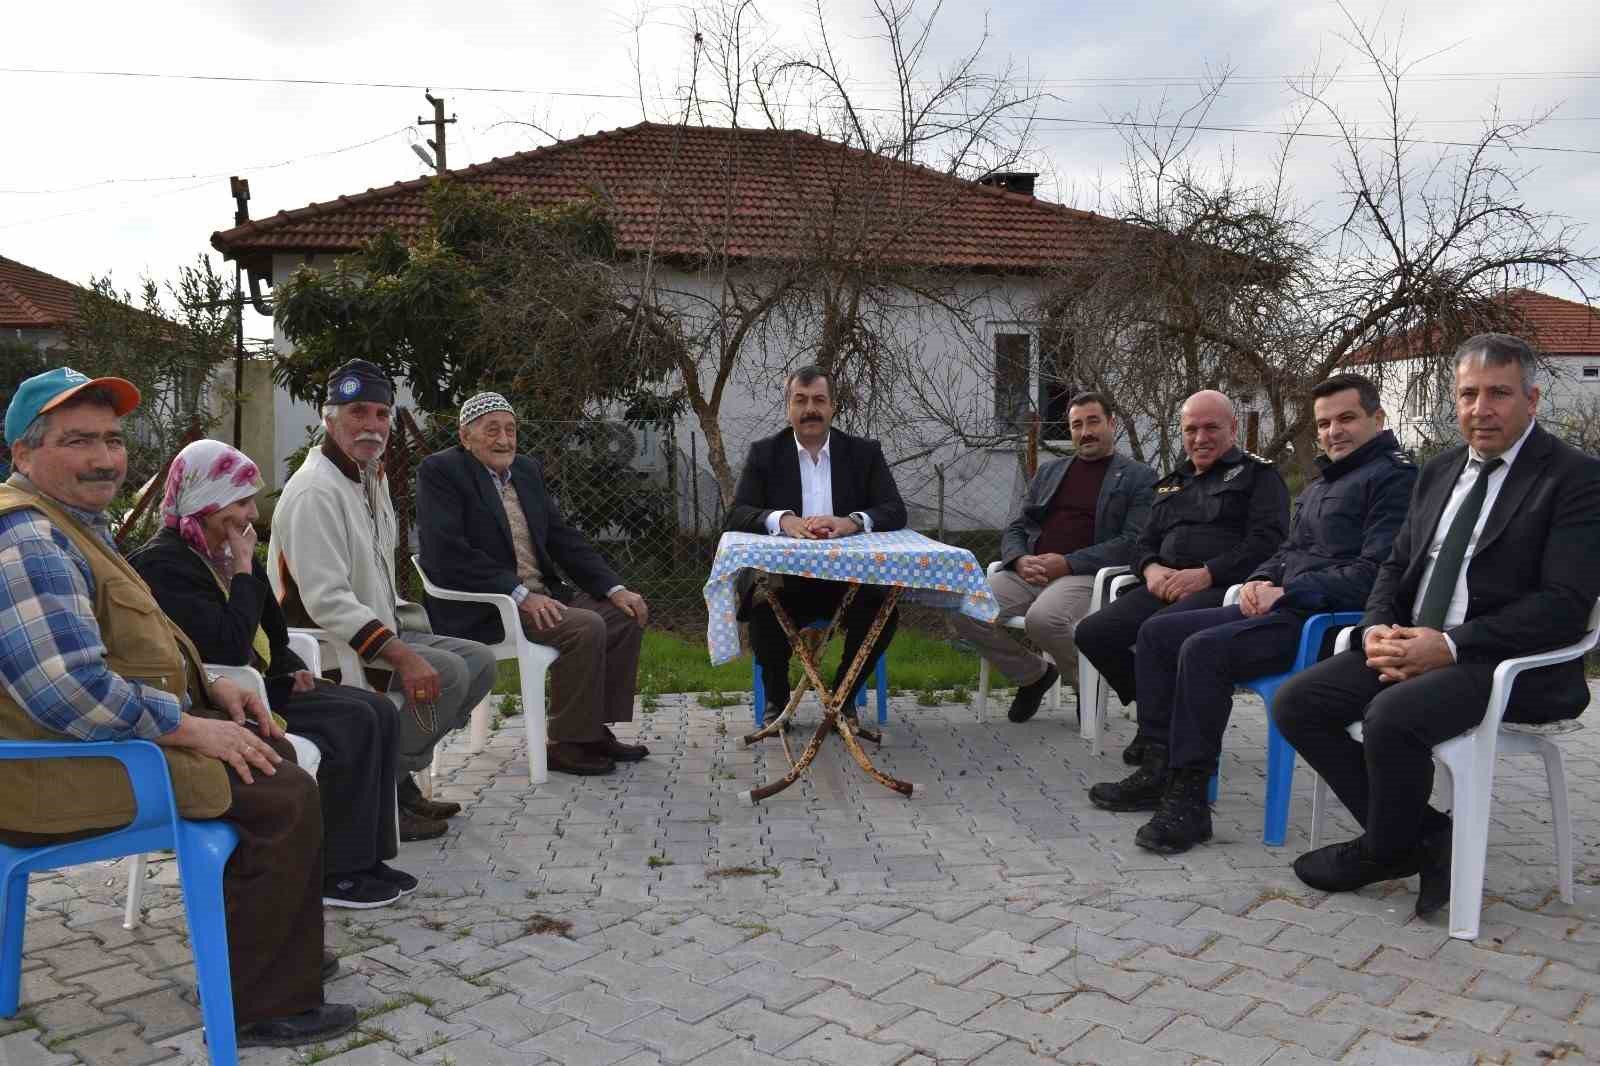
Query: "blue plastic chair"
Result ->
[[1, 739, 241, 1065], [1205, 610, 1362, 845], [751, 620, 890, 726]]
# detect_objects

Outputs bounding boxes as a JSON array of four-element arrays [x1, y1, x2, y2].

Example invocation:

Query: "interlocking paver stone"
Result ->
[[13, 689, 1600, 1066]]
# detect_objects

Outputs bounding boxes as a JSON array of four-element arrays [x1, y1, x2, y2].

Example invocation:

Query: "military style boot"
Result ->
[[1088, 740, 1169, 812], [1134, 767, 1214, 854]]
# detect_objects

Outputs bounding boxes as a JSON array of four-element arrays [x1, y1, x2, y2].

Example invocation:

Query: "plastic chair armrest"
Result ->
[[1333, 625, 1358, 654], [0, 739, 176, 833], [286, 631, 322, 675], [1224, 584, 1243, 607], [411, 556, 520, 650], [1483, 609, 1600, 732], [202, 664, 269, 706], [1293, 612, 1364, 670]]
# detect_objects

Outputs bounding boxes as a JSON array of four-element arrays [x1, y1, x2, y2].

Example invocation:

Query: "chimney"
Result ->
[[977, 171, 1038, 197]]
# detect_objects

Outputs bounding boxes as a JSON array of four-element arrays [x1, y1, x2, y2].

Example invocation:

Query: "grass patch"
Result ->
[[698, 692, 741, 708], [647, 854, 674, 868], [523, 914, 575, 937], [493, 625, 984, 696], [707, 865, 780, 879]]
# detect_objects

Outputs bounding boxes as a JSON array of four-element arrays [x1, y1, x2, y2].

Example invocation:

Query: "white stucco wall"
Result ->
[[252, 251, 1073, 532]]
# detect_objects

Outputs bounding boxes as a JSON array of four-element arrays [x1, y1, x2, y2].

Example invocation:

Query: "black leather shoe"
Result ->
[[1134, 768, 1214, 854], [1009, 664, 1059, 724], [1293, 837, 1422, 893], [601, 727, 649, 761], [548, 741, 615, 776], [1415, 828, 1452, 919], [237, 1003, 358, 1048], [1122, 736, 1149, 766], [1089, 741, 1169, 812]]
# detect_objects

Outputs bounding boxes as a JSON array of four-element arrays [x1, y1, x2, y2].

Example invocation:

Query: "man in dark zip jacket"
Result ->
[[1088, 374, 1416, 855]]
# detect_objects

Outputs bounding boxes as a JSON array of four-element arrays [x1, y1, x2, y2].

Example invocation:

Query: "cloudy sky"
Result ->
[[5, 0, 1596, 340]]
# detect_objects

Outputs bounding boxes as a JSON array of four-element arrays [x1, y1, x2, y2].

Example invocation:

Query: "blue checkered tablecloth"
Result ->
[[703, 530, 999, 664]]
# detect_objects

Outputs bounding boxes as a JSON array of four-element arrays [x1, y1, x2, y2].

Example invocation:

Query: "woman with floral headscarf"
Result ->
[[130, 439, 423, 908]]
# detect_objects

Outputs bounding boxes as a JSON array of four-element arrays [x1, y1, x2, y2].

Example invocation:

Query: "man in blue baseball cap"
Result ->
[[0, 367, 356, 1047]]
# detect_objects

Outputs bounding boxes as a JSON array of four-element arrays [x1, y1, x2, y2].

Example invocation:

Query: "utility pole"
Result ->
[[416, 91, 456, 175], [229, 177, 251, 447]]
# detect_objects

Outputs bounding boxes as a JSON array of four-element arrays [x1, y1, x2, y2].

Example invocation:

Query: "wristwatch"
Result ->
[[204, 670, 222, 687]]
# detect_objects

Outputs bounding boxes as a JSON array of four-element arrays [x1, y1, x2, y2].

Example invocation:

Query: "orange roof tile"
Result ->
[[0, 255, 88, 330], [1352, 288, 1600, 363], [211, 122, 1135, 273]]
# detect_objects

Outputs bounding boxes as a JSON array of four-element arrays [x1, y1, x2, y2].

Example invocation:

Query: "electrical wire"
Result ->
[[0, 125, 413, 196]]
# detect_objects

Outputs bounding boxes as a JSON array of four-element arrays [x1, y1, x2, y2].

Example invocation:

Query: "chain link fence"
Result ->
[[384, 413, 1038, 635]]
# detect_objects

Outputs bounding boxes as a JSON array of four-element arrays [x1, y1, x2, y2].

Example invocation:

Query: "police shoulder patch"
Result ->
[[1223, 465, 1244, 481]]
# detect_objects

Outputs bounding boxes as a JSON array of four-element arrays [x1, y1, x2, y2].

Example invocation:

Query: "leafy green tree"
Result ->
[[272, 182, 679, 418], [62, 255, 239, 481]]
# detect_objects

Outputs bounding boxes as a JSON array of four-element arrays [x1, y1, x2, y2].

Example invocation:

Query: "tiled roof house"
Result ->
[[211, 122, 1132, 274], [1, 255, 91, 342], [209, 122, 1151, 520]]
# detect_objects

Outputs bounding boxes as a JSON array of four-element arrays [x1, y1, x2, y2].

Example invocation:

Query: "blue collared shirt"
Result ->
[[0, 476, 182, 740]]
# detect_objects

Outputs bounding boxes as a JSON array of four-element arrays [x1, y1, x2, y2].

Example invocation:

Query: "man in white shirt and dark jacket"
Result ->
[[1274, 335, 1600, 919], [725, 366, 907, 725]]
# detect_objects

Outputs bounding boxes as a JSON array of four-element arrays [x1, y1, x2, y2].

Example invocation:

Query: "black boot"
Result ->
[[1134, 767, 1214, 854], [1089, 740, 1169, 812], [1009, 664, 1059, 723], [1122, 736, 1149, 766]]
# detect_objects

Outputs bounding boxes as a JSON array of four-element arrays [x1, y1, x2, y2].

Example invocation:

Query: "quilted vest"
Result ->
[[0, 485, 230, 834]]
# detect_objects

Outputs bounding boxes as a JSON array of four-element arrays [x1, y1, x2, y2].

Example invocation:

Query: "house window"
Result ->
[[1583, 365, 1600, 382], [993, 331, 1032, 430], [1403, 372, 1429, 417], [992, 324, 1077, 437], [1039, 332, 1075, 441]]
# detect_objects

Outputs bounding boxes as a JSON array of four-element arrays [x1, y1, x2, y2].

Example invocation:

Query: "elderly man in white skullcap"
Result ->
[[414, 392, 650, 777]]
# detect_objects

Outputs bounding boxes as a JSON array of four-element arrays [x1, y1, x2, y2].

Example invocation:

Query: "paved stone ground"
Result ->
[[5, 686, 1600, 1066]]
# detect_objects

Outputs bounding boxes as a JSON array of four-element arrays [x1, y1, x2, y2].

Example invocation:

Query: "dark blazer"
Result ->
[[726, 428, 907, 535], [999, 452, 1158, 575], [415, 446, 622, 645], [127, 528, 309, 710], [1363, 423, 1600, 720]]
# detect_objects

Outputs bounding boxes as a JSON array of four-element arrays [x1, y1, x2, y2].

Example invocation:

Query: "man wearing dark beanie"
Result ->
[[267, 360, 497, 839]]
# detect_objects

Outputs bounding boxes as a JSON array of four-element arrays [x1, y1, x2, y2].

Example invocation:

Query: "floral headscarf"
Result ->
[[161, 439, 264, 562]]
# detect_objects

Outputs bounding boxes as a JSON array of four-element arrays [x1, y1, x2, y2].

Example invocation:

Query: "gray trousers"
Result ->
[[952, 569, 1096, 685], [391, 632, 499, 772]]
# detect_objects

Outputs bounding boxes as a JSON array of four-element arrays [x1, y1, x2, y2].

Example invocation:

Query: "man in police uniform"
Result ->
[[1088, 375, 1416, 853], [1074, 389, 1289, 763]]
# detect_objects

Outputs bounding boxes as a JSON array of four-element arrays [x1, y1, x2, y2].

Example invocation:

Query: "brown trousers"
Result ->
[[521, 593, 644, 743], [0, 737, 325, 1025]]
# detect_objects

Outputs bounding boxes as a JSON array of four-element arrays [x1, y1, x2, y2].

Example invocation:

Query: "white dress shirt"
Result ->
[[1411, 419, 1535, 654], [765, 432, 873, 535]]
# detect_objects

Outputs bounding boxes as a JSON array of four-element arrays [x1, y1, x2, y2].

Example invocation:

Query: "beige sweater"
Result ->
[[268, 443, 401, 663]]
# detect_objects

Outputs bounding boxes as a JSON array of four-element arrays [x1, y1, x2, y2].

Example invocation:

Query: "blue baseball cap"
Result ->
[[4, 367, 141, 445]]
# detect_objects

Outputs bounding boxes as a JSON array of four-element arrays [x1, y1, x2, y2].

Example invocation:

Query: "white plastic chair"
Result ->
[[974, 561, 1064, 718], [1079, 566, 1136, 757], [1309, 601, 1599, 941], [411, 557, 557, 786], [123, 659, 322, 931]]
